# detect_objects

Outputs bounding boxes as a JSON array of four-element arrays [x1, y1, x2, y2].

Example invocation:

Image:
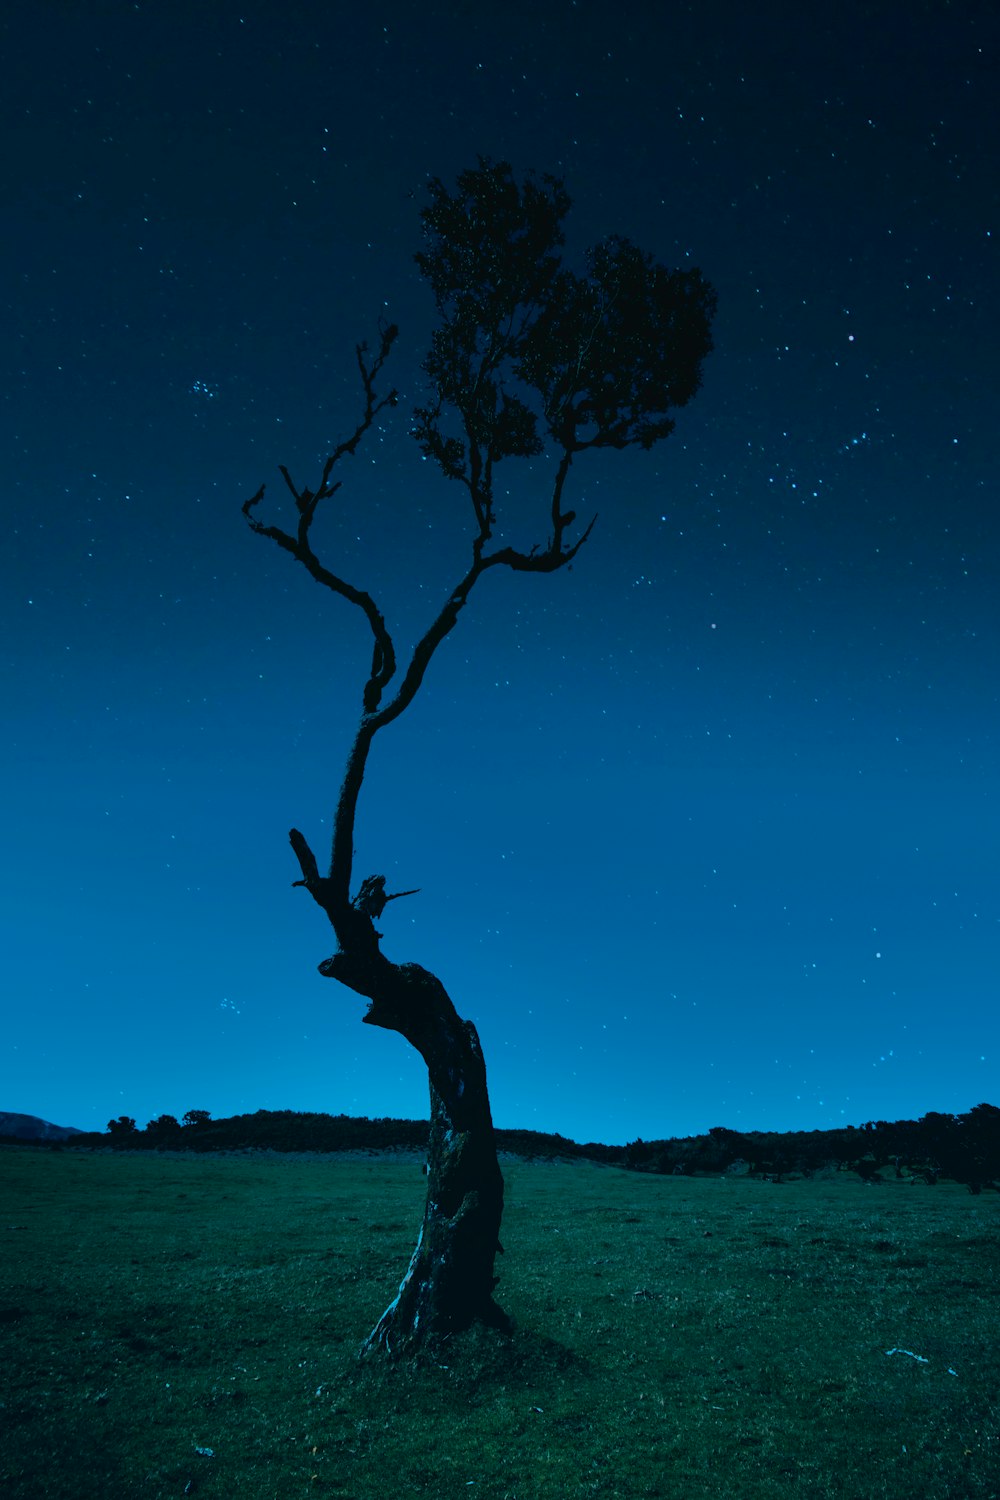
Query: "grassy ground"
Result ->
[[1, 1147, 997, 1499]]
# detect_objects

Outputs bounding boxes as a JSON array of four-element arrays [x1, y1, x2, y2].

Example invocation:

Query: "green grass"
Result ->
[[1, 1148, 997, 1499]]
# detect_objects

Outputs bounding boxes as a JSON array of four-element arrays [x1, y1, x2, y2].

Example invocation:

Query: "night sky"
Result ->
[[4, 2, 997, 1145]]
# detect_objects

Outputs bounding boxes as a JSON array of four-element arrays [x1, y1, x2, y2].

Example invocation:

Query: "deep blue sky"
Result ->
[[3, 1, 997, 1144]]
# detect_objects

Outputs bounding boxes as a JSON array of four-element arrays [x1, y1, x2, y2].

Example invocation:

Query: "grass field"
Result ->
[[1, 1147, 997, 1499]]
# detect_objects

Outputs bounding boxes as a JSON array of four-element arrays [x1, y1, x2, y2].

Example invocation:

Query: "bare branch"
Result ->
[[242, 321, 400, 713], [314, 324, 399, 496], [370, 500, 594, 738], [477, 447, 595, 573], [370, 567, 479, 731], [279, 465, 305, 505], [484, 513, 597, 574], [289, 827, 322, 888], [353, 875, 421, 919]]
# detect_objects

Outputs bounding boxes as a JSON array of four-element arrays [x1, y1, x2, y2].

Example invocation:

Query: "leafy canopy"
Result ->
[[413, 158, 716, 501]]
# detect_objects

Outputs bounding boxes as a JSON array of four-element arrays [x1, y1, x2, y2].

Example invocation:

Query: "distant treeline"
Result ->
[[9, 1103, 997, 1191], [54, 1109, 620, 1164], [619, 1104, 1000, 1192]]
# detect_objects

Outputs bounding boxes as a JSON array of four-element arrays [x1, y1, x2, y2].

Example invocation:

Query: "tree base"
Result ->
[[361, 1078, 509, 1358]]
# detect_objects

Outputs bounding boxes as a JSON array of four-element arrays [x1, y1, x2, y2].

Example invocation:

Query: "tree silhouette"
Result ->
[[243, 160, 715, 1356]]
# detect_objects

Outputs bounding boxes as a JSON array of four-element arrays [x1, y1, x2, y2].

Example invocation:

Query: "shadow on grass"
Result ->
[[352, 1318, 587, 1396]]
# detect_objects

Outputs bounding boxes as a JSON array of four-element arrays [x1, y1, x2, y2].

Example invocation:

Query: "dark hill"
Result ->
[[0, 1112, 84, 1141]]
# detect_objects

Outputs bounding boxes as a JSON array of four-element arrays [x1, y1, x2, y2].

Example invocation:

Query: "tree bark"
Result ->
[[318, 937, 508, 1356]]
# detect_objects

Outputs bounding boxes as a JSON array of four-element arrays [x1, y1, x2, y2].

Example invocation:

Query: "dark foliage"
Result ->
[[413, 158, 716, 514], [65, 1110, 615, 1160], [621, 1103, 1000, 1188]]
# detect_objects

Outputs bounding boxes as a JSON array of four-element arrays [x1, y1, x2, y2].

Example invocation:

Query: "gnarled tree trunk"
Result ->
[[292, 829, 509, 1354], [364, 1069, 507, 1356]]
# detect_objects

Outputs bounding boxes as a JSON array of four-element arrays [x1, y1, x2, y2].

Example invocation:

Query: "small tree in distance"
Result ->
[[243, 160, 715, 1357]]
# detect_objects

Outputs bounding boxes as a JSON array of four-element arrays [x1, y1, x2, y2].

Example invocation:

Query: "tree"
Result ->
[[181, 1109, 212, 1127], [107, 1115, 137, 1137], [243, 160, 715, 1357]]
